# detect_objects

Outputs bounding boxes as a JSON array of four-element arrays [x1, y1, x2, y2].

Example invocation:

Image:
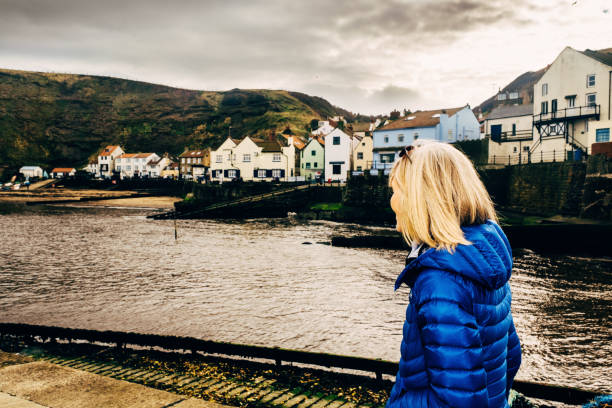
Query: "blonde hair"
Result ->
[[389, 140, 497, 251]]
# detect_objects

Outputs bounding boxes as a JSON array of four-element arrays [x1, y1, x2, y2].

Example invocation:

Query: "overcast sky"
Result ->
[[0, 0, 610, 115]]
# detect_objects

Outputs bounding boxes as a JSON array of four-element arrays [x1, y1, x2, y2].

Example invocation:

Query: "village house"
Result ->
[[178, 149, 210, 179], [278, 132, 306, 179], [311, 120, 336, 136], [352, 135, 373, 172], [209, 136, 296, 182], [50, 168, 76, 178], [145, 156, 172, 178], [486, 104, 534, 165], [324, 127, 353, 182], [115, 152, 160, 178], [97, 145, 124, 178], [371, 106, 480, 171], [300, 137, 325, 181], [531, 46, 612, 162], [19, 166, 44, 179], [161, 162, 179, 179]]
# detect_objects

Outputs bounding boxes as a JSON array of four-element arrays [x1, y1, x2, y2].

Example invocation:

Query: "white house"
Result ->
[[115, 153, 160, 178], [486, 104, 534, 165], [532, 46, 612, 162], [19, 166, 44, 178], [324, 128, 353, 182], [312, 121, 336, 136], [372, 106, 480, 171], [97, 145, 124, 178], [210, 136, 296, 182], [50, 168, 76, 178]]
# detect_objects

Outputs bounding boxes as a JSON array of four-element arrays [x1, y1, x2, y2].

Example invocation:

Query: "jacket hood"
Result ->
[[395, 220, 513, 291]]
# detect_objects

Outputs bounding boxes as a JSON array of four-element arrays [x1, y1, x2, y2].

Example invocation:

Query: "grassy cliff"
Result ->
[[0, 68, 352, 169]]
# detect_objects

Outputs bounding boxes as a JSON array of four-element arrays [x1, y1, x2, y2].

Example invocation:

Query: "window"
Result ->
[[332, 164, 341, 175], [357, 152, 363, 160], [311, 150, 316, 156], [197, 158, 202, 163], [216, 155, 222, 163], [357, 166, 362, 171], [126, 165, 131, 171], [227, 169, 237, 178], [542, 83, 548, 96], [273, 153, 281, 162], [305, 162, 311, 169], [512, 124, 516, 136], [380, 153, 395, 163], [497, 93, 507, 101], [513, 146, 518, 153], [413, 133, 419, 140], [272, 169, 281, 178], [333, 136, 340, 145], [362, 142, 366, 146], [587, 93, 596, 107], [398, 134, 404, 142], [509, 92, 519, 99], [243, 154, 251, 162], [587, 74, 595, 87], [117, 165, 121, 171], [523, 146, 530, 152], [596, 128, 610, 142], [541, 101, 548, 114], [551, 99, 557, 113], [257, 169, 267, 178], [313, 162, 318, 168], [567, 95, 576, 108]]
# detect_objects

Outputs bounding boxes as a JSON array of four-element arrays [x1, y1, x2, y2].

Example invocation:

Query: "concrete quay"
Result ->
[[0, 351, 230, 408]]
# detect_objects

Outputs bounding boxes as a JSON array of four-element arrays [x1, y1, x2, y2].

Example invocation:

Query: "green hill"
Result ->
[[0, 68, 352, 169]]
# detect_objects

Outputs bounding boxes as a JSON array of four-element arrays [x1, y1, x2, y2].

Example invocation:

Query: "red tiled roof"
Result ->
[[51, 168, 75, 173], [118, 153, 156, 159], [99, 145, 120, 157], [379, 107, 465, 131]]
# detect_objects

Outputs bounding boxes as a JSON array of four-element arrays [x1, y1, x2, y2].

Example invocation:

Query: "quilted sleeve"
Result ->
[[506, 316, 521, 395], [414, 270, 489, 408]]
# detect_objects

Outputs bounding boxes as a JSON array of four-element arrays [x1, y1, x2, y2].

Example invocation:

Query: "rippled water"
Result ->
[[0, 203, 610, 393]]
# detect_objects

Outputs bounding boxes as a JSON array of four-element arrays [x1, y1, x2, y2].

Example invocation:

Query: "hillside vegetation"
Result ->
[[0, 69, 351, 169]]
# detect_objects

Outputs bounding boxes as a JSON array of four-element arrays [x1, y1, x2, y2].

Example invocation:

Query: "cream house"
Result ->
[[179, 149, 211, 179], [486, 104, 533, 165], [146, 156, 171, 178], [352, 135, 373, 172], [532, 46, 611, 162], [210, 138, 239, 181], [210, 136, 295, 182]]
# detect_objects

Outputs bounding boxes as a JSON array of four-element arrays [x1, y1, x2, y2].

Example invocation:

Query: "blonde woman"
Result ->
[[386, 141, 521, 408]]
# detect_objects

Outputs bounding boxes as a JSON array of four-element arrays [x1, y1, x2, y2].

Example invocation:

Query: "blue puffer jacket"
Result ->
[[386, 220, 521, 408]]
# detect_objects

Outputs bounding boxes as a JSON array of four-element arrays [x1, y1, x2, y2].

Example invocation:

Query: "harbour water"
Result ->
[[0, 203, 610, 393]]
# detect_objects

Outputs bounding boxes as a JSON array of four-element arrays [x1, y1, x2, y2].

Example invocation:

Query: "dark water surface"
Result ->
[[0, 203, 610, 393]]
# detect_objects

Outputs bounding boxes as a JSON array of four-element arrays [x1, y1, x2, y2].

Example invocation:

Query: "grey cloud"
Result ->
[[0, 0, 545, 113]]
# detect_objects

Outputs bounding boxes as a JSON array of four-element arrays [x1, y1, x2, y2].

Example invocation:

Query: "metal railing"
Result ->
[[0, 323, 599, 405], [488, 148, 588, 166], [488, 129, 533, 142], [533, 104, 600, 124]]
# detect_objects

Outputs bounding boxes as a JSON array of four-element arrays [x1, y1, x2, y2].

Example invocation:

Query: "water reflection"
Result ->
[[0, 204, 610, 393]]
